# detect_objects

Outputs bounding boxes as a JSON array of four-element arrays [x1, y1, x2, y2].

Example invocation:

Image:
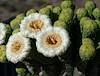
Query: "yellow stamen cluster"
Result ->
[[43, 32, 62, 48], [11, 40, 22, 53], [28, 20, 43, 31]]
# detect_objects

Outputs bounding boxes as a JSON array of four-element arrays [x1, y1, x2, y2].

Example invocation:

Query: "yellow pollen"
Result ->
[[43, 32, 62, 48], [11, 40, 21, 53], [28, 20, 43, 31], [47, 34, 57, 45]]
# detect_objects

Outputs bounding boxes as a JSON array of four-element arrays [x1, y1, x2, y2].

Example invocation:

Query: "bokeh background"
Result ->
[[0, 0, 100, 21]]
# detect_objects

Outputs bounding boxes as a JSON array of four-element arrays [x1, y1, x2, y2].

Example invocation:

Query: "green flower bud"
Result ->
[[12, 28, 20, 34], [0, 45, 6, 63], [85, 1, 96, 17], [10, 14, 24, 30], [76, 8, 88, 20], [80, 19, 97, 38], [59, 13, 69, 22], [79, 43, 95, 61], [46, 5, 53, 11], [26, 9, 36, 16], [80, 17, 90, 37], [53, 6, 61, 15], [39, 7, 51, 15], [59, 8, 73, 23], [16, 13, 25, 20], [59, 14, 72, 23], [61, 8, 73, 15], [61, 1, 73, 9], [92, 8, 100, 20], [82, 38, 94, 45], [80, 17, 90, 26], [10, 19, 20, 30], [54, 20, 66, 27], [16, 68, 27, 76]]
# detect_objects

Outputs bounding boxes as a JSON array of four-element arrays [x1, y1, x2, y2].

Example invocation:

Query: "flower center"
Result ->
[[43, 32, 62, 48], [47, 35, 57, 45], [11, 40, 21, 53], [28, 20, 43, 31]]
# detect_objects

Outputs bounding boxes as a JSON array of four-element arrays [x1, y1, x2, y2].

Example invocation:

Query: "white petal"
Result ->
[[6, 32, 31, 63], [20, 13, 51, 38], [36, 27, 70, 57], [0, 23, 7, 44]]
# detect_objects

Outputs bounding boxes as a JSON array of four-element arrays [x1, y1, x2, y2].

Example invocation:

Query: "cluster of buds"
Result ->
[[0, 0, 75, 75]]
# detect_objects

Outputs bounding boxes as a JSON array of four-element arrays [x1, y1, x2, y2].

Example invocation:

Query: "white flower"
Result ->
[[0, 23, 7, 44], [36, 27, 70, 57], [20, 13, 51, 38], [6, 32, 31, 63]]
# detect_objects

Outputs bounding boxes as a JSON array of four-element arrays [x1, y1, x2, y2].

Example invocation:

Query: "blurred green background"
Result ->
[[0, 0, 100, 21]]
